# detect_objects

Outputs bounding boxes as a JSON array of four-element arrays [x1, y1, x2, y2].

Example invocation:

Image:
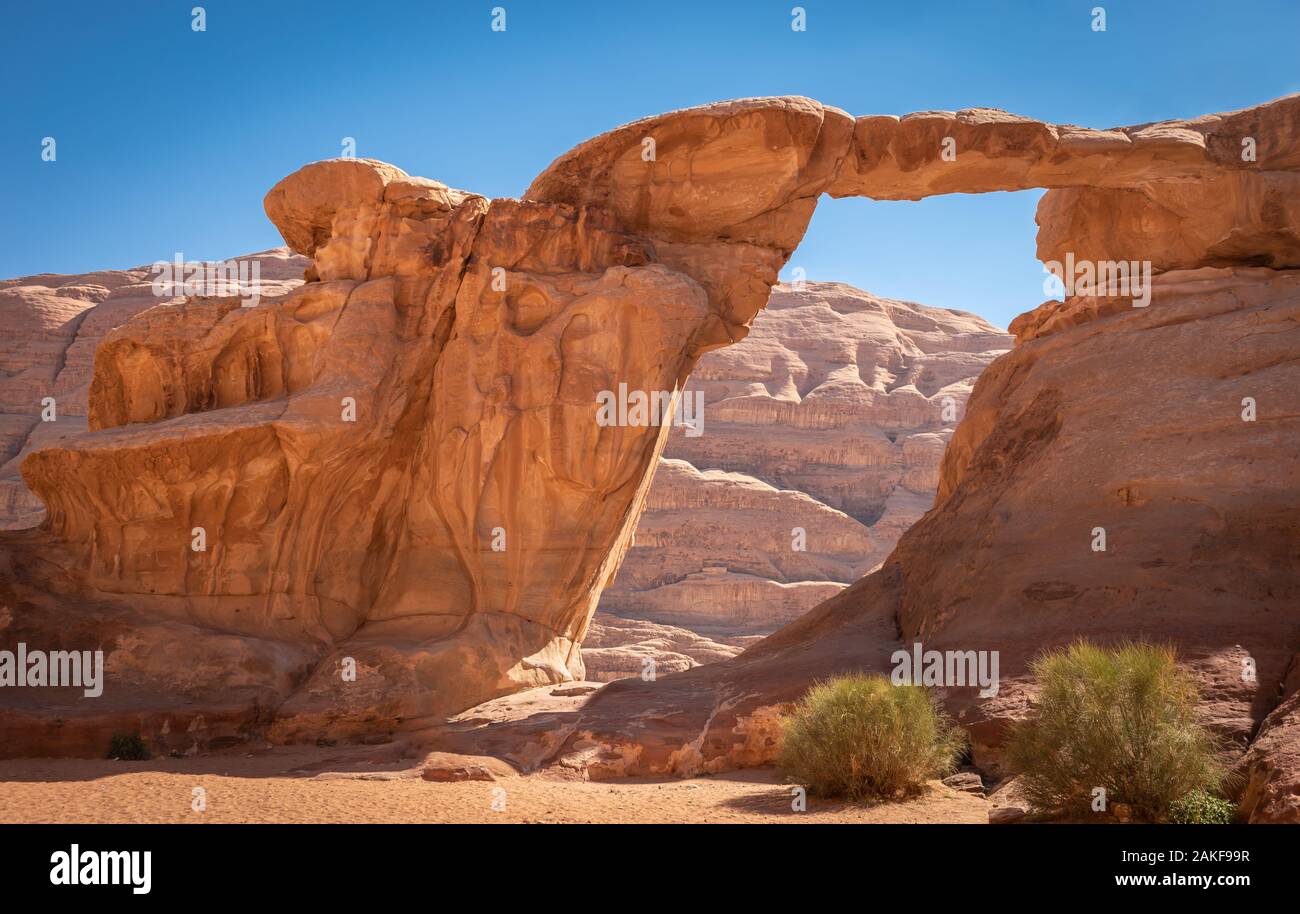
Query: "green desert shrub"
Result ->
[[778, 673, 963, 801], [107, 732, 150, 761], [1169, 789, 1236, 824], [1008, 641, 1225, 822]]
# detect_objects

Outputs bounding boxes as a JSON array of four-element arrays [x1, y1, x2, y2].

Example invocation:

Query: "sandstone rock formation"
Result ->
[[1240, 656, 1300, 823], [3, 93, 1298, 824], [437, 262, 1300, 824], [461, 94, 1300, 822], [8, 161, 733, 747], [580, 614, 755, 683], [0, 250, 307, 530], [585, 281, 1009, 679]]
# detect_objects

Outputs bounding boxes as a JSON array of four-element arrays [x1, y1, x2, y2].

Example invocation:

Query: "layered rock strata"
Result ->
[[585, 281, 1009, 678]]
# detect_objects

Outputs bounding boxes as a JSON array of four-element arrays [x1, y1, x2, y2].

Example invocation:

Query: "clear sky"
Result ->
[[2, 0, 1297, 328]]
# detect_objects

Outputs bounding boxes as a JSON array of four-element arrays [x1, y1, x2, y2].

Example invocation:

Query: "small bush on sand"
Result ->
[[1169, 789, 1236, 824], [778, 673, 963, 801], [108, 732, 150, 761], [1008, 641, 1226, 822]]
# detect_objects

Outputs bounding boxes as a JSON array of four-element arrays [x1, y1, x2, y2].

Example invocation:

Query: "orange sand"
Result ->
[[0, 747, 989, 824]]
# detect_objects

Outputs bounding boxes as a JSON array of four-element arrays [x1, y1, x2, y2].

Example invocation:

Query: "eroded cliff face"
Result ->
[[585, 281, 1009, 678], [1, 274, 1009, 690], [505, 266, 1299, 822], [3, 93, 1298, 823], [0, 250, 307, 531]]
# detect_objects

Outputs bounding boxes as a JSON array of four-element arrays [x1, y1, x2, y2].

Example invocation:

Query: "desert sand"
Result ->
[[0, 747, 987, 825]]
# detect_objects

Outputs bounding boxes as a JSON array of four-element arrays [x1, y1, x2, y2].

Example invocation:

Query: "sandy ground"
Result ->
[[0, 746, 990, 824]]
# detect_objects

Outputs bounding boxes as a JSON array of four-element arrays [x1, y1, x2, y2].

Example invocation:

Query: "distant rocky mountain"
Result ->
[[583, 281, 1011, 679]]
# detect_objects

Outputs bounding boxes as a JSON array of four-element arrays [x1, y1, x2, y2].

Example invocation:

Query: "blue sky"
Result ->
[[2, 1, 1296, 328]]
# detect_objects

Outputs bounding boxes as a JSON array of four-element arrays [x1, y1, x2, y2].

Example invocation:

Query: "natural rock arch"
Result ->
[[5, 93, 1299, 757]]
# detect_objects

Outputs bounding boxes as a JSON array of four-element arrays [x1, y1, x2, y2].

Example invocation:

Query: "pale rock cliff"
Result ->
[[585, 281, 1008, 678]]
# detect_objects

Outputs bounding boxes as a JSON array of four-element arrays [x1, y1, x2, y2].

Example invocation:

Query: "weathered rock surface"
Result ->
[[3, 93, 1298, 826], [10, 159, 734, 745], [585, 281, 1008, 679], [16, 266, 1010, 689], [526, 265, 1300, 821], [1239, 651, 1300, 823], [0, 249, 308, 530], [580, 614, 756, 682]]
